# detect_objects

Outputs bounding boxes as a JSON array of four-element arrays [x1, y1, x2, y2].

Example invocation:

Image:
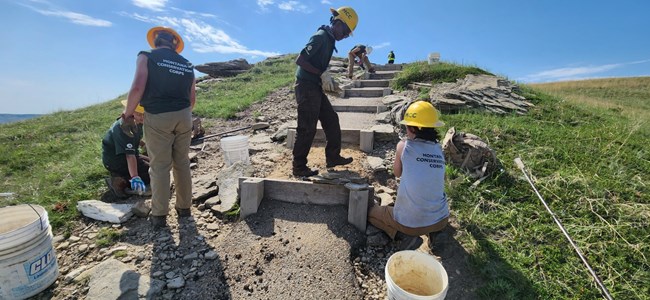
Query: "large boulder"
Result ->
[[194, 59, 252, 77]]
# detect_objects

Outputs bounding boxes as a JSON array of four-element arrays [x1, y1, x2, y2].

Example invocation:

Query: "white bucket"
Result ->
[[427, 53, 440, 64], [385, 250, 448, 300], [0, 205, 59, 300], [220, 135, 250, 166]]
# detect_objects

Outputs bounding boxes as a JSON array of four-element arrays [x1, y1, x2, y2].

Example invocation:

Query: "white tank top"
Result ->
[[393, 139, 449, 228]]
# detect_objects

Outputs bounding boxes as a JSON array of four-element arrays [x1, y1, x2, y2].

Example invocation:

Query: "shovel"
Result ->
[[192, 122, 270, 143]]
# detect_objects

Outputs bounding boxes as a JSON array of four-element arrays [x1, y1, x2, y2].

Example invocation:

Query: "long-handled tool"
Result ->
[[192, 122, 270, 143], [514, 157, 613, 300]]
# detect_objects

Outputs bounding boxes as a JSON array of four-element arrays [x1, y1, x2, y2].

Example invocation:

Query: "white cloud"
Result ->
[[19, 1, 111, 27], [372, 42, 390, 49], [321, 0, 332, 4], [120, 13, 279, 57], [278, 1, 309, 12], [132, 0, 168, 12], [257, 0, 274, 10], [32, 9, 112, 27], [520, 59, 650, 82]]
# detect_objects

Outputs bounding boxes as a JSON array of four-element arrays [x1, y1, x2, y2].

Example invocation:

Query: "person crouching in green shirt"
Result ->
[[102, 100, 149, 198]]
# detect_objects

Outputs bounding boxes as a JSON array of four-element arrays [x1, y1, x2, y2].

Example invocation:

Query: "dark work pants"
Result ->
[[292, 79, 342, 168], [104, 155, 151, 184]]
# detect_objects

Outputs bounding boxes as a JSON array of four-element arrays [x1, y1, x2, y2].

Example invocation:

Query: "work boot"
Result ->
[[293, 166, 319, 177], [176, 208, 191, 218], [395, 232, 423, 251], [150, 215, 167, 229], [326, 156, 353, 168], [105, 176, 128, 199], [428, 230, 447, 253]]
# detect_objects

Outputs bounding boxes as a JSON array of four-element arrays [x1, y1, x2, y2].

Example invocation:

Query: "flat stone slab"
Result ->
[[85, 258, 165, 299], [77, 200, 133, 224], [239, 177, 349, 206]]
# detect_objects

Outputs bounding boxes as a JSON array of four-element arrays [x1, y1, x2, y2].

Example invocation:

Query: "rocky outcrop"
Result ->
[[194, 59, 252, 78], [429, 74, 534, 114]]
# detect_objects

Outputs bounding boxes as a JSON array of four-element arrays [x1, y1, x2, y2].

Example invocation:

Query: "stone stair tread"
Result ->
[[331, 98, 384, 106], [318, 112, 377, 130]]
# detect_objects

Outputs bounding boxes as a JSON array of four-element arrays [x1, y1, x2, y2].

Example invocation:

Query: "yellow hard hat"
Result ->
[[330, 6, 358, 32], [399, 101, 445, 128], [146, 26, 184, 53], [121, 100, 145, 114]]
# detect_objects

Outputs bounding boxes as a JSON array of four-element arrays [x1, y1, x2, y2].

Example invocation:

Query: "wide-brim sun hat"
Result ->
[[146, 26, 184, 53], [121, 100, 145, 114]]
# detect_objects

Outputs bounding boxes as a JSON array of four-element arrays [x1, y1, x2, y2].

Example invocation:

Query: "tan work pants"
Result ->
[[368, 205, 448, 239], [144, 107, 193, 216]]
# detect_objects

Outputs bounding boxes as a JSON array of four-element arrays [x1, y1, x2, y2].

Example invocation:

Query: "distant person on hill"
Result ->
[[292, 6, 358, 177], [387, 50, 395, 64], [102, 100, 149, 199], [367, 101, 449, 251], [122, 26, 196, 229], [347, 44, 375, 78]]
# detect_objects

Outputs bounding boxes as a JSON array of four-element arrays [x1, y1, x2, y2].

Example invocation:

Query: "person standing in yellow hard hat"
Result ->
[[292, 6, 358, 177], [367, 100, 449, 251], [388, 50, 395, 64], [102, 100, 149, 199], [122, 26, 196, 229]]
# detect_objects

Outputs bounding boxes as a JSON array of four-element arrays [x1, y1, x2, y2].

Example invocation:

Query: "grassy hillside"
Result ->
[[1, 60, 647, 299], [0, 54, 297, 230]]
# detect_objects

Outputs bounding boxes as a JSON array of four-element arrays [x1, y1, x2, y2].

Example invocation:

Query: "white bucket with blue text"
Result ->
[[0, 204, 59, 300]]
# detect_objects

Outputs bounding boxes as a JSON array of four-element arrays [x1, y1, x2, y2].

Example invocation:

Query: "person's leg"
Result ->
[[347, 53, 355, 77], [368, 205, 399, 239], [363, 56, 375, 73], [292, 80, 321, 174], [144, 111, 175, 217], [170, 107, 193, 212], [318, 92, 343, 162]]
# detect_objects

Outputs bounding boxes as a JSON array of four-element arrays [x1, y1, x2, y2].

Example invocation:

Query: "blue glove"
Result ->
[[129, 176, 146, 195]]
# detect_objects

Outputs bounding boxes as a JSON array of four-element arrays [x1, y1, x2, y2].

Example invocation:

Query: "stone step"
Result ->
[[356, 80, 390, 88], [331, 97, 388, 113], [343, 87, 390, 98], [374, 64, 404, 71], [369, 71, 397, 80]]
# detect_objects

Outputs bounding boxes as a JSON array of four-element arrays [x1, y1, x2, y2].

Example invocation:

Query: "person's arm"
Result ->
[[393, 140, 406, 177], [123, 54, 149, 118], [189, 80, 196, 110], [296, 54, 321, 75], [126, 154, 139, 178]]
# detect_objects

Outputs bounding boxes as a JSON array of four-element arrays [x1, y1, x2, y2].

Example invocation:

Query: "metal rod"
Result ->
[[514, 157, 614, 300]]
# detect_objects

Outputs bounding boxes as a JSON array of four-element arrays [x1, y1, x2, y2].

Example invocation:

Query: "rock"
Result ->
[[367, 233, 391, 247], [192, 173, 219, 203], [167, 277, 186, 289], [271, 124, 289, 142], [429, 74, 533, 114], [183, 252, 198, 260], [366, 156, 386, 171], [375, 111, 392, 123], [215, 161, 254, 213], [371, 124, 397, 142], [194, 59, 252, 78], [382, 94, 408, 106], [376, 193, 394, 206], [85, 259, 165, 299], [205, 250, 218, 260], [76, 200, 133, 224], [56, 241, 69, 250], [204, 196, 221, 208], [131, 199, 151, 218]]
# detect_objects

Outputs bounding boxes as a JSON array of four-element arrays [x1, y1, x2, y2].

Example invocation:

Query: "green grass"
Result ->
[[193, 54, 296, 118], [95, 227, 122, 248], [391, 61, 493, 90], [440, 83, 649, 299]]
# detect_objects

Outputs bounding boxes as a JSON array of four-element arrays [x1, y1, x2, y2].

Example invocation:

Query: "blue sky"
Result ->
[[1, 0, 649, 114]]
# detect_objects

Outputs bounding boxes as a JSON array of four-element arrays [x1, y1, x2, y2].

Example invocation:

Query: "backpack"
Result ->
[[442, 127, 499, 179]]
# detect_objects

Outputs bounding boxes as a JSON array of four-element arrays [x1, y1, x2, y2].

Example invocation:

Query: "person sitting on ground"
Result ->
[[367, 100, 449, 250], [347, 44, 375, 78], [102, 100, 150, 198]]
